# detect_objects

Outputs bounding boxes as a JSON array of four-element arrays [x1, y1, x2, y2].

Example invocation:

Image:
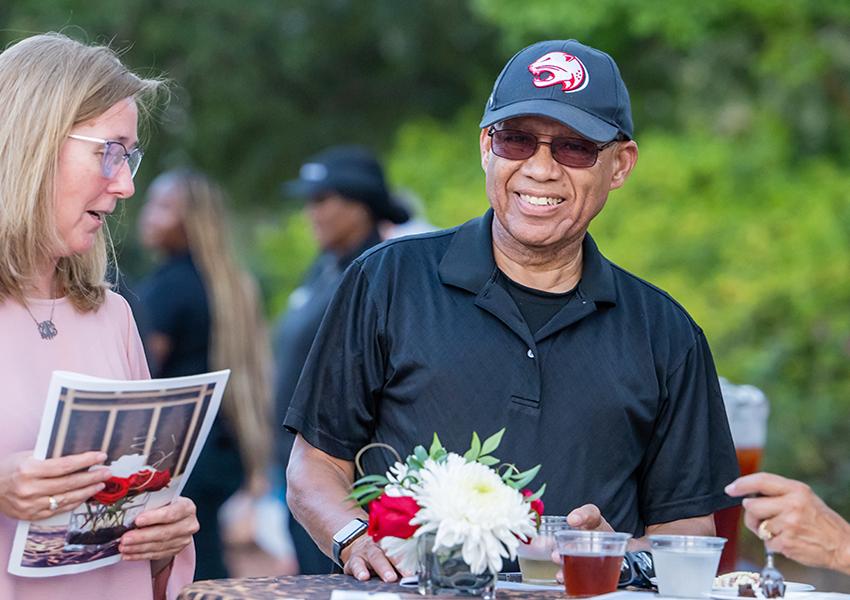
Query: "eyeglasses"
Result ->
[[488, 127, 620, 168], [66, 134, 144, 179]]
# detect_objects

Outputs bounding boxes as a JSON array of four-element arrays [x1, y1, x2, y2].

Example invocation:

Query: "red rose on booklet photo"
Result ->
[[128, 468, 171, 494], [92, 476, 131, 505], [368, 494, 420, 542]]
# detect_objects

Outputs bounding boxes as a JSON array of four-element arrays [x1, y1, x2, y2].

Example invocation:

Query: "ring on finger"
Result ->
[[47, 496, 59, 512], [758, 519, 775, 541]]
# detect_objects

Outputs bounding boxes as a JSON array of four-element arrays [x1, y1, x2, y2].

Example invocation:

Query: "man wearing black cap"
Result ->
[[284, 41, 739, 581], [274, 145, 407, 574]]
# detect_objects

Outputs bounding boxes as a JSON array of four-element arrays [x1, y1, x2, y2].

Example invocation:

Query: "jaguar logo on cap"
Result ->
[[528, 52, 589, 93]]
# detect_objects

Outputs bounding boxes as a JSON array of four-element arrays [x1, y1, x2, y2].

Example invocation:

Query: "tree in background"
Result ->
[[5, 0, 850, 520]]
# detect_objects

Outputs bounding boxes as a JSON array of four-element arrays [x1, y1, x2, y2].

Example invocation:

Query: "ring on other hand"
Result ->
[[47, 496, 59, 512], [758, 519, 774, 540]]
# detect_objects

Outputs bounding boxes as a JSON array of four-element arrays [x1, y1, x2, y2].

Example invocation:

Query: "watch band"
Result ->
[[332, 518, 368, 568]]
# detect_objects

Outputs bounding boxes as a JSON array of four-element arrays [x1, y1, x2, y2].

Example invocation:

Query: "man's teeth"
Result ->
[[519, 193, 563, 206]]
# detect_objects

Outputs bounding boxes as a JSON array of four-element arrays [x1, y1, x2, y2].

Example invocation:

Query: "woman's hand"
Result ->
[[726, 472, 850, 575], [0, 450, 111, 521], [119, 496, 198, 562]]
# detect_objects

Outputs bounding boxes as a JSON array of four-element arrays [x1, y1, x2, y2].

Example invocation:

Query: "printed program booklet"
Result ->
[[7, 369, 230, 577]]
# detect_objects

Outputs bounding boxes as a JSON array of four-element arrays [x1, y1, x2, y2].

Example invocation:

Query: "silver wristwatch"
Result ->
[[332, 518, 368, 568]]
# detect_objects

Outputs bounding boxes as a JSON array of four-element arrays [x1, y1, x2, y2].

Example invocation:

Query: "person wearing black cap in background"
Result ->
[[274, 146, 408, 574], [284, 40, 739, 581]]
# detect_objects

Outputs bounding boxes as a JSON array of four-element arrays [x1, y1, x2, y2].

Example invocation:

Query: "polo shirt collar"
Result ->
[[336, 229, 382, 271], [438, 208, 617, 306]]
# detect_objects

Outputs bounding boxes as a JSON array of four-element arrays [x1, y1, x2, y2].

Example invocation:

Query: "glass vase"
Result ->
[[417, 532, 497, 599], [64, 493, 150, 552]]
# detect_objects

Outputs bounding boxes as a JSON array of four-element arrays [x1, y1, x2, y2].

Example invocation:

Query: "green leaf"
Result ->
[[480, 428, 505, 456], [352, 474, 389, 487], [348, 484, 383, 506], [356, 489, 384, 505], [499, 463, 519, 482], [464, 431, 481, 461], [477, 455, 500, 466], [429, 433, 443, 457], [508, 464, 541, 490], [525, 483, 546, 502], [350, 484, 380, 498], [414, 445, 428, 464]]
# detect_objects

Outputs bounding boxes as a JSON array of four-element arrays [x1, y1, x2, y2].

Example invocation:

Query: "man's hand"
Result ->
[[0, 450, 111, 521], [567, 504, 614, 531], [119, 496, 199, 562], [341, 534, 406, 582], [554, 504, 615, 584], [726, 472, 850, 575]]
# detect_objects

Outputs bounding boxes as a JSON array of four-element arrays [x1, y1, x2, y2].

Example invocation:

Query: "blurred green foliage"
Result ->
[[3, 1, 850, 514]]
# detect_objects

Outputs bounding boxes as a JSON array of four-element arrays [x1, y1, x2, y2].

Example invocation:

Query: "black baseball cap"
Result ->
[[284, 145, 409, 224], [480, 40, 633, 143]]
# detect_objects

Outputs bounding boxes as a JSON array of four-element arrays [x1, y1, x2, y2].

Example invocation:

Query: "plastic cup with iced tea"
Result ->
[[716, 378, 769, 572], [650, 535, 727, 598], [517, 515, 570, 585], [555, 530, 631, 597]]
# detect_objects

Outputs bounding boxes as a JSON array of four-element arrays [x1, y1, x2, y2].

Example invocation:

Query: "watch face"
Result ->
[[335, 518, 367, 543]]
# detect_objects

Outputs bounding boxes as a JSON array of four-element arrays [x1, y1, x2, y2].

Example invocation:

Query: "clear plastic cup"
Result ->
[[517, 516, 570, 585], [555, 530, 631, 597], [650, 535, 727, 598], [717, 378, 770, 572]]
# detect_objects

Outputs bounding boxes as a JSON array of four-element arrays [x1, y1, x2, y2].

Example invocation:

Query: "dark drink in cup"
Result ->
[[717, 378, 769, 573], [716, 447, 763, 572], [555, 530, 631, 598], [562, 554, 623, 597]]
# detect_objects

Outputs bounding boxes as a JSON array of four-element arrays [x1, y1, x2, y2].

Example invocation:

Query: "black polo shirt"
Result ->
[[285, 209, 739, 536]]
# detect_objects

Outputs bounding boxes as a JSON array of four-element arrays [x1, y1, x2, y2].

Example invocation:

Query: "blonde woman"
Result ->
[[138, 169, 272, 579], [0, 34, 197, 599]]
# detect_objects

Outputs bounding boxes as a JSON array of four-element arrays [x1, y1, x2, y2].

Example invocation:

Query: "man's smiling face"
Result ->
[[480, 115, 629, 258]]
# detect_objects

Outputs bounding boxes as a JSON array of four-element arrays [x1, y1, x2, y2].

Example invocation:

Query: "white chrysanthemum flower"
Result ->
[[412, 453, 536, 574], [380, 535, 419, 574], [385, 461, 415, 492]]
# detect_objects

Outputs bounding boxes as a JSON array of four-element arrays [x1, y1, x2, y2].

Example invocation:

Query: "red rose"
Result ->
[[367, 494, 420, 542], [128, 468, 172, 494], [521, 489, 545, 524], [92, 476, 131, 505]]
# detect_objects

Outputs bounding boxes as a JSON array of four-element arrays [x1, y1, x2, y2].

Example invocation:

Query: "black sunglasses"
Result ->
[[488, 127, 621, 168], [618, 550, 657, 590]]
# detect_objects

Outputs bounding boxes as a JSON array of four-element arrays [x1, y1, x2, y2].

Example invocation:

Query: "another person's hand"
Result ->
[[567, 503, 614, 531], [342, 534, 408, 582], [0, 450, 111, 521], [119, 496, 199, 562], [726, 472, 850, 575]]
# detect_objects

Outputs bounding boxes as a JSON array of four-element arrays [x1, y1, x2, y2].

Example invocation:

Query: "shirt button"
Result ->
[[527, 349, 535, 358]]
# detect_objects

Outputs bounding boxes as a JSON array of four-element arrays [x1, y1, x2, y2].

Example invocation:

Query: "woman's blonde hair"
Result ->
[[154, 169, 273, 482], [0, 32, 165, 311]]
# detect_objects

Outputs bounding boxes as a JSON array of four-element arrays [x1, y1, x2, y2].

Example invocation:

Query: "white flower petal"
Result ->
[[411, 452, 538, 575]]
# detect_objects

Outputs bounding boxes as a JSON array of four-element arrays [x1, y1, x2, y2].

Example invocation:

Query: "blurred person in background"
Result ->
[[726, 472, 850, 575], [378, 189, 436, 241], [0, 33, 196, 599], [137, 169, 273, 580], [274, 146, 408, 574]]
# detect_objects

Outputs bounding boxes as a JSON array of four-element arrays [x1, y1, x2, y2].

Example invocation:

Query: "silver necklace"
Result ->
[[23, 297, 58, 340]]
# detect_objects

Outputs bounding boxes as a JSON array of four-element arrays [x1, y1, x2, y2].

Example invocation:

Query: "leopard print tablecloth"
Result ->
[[177, 574, 568, 600]]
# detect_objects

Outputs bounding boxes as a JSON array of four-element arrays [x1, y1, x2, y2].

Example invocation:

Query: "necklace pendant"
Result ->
[[37, 319, 58, 340]]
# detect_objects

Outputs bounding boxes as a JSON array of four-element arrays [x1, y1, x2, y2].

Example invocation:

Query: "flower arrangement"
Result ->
[[66, 454, 171, 547], [350, 429, 545, 576]]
